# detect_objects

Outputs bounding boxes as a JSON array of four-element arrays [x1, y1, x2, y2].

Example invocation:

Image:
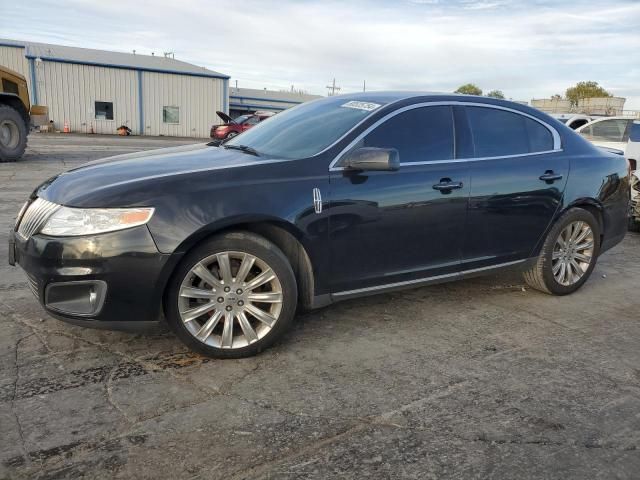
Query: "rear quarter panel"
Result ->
[[563, 149, 629, 252]]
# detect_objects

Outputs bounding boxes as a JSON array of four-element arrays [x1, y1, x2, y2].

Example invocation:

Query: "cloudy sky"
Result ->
[[2, 0, 639, 108]]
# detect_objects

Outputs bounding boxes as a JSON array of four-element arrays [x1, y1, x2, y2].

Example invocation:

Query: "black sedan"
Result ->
[[9, 92, 630, 358]]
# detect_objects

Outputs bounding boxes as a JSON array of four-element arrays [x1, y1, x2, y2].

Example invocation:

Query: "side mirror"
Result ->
[[341, 147, 400, 172]]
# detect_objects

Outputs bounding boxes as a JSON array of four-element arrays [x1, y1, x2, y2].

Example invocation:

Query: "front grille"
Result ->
[[25, 272, 39, 300], [16, 198, 59, 239]]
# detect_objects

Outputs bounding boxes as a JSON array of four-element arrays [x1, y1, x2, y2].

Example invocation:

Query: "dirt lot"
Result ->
[[1, 134, 639, 479]]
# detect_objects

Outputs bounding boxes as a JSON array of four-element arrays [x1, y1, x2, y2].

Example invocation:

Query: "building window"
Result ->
[[163, 106, 180, 124], [95, 101, 114, 120], [2, 79, 19, 95]]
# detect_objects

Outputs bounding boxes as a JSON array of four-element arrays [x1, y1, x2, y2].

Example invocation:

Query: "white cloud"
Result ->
[[3, 0, 640, 108]]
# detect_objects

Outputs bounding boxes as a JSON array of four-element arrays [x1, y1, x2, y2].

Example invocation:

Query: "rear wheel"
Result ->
[[523, 208, 600, 295], [225, 131, 238, 139], [0, 105, 27, 162], [165, 232, 297, 358]]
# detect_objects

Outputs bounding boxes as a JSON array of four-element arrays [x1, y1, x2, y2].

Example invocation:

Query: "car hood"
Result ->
[[216, 111, 235, 124], [35, 143, 281, 207]]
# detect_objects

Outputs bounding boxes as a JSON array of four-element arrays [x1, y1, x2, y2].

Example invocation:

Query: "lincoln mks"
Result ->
[[9, 93, 629, 357]]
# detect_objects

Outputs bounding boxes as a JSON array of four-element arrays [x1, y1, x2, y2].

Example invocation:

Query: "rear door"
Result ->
[[460, 105, 568, 269]]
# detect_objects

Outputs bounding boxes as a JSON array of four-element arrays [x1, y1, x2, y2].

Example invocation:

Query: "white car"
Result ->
[[575, 116, 636, 152], [550, 113, 592, 130]]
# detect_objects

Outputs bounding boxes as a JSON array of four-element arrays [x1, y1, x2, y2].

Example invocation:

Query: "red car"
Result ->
[[210, 111, 275, 140]]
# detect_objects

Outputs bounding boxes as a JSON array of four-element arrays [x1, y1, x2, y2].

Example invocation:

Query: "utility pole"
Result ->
[[363, 80, 366, 92], [326, 78, 341, 96]]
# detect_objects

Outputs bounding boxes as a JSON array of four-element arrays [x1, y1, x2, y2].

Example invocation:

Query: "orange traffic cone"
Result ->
[[63, 121, 70, 133]]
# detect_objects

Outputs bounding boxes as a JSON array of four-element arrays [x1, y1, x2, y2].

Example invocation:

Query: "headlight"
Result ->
[[40, 207, 154, 236]]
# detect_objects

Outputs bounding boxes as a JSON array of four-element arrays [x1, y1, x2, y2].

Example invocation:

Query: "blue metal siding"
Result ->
[[229, 95, 303, 105], [28, 57, 38, 104], [223, 79, 229, 114], [137, 70, 144, 135], [230, 102, 287, 111]]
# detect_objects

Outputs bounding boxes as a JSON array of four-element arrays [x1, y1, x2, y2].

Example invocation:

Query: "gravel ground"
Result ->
[[1, 134, 639, 479]]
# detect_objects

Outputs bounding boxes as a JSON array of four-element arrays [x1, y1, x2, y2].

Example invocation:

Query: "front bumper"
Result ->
[[9, 225, 176, 330]]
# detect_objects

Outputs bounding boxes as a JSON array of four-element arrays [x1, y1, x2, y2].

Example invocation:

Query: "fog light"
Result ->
[[45, 280, 107, 316]]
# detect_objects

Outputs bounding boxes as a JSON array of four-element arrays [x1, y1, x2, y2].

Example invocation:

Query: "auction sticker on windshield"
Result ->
[[341, 101, 381, 111]]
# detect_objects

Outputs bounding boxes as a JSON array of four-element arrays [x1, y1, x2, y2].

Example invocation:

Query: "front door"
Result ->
[[327, 105, 470, 294], [460, 105, 569, 269]]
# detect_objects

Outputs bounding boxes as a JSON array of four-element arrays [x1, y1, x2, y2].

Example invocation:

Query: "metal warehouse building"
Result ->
[[0, 39, 229, 137], [229, 87, 321, 118]]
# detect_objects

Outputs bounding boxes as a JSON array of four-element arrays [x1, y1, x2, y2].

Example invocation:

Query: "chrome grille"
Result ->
[[16, 198, 59, 239]]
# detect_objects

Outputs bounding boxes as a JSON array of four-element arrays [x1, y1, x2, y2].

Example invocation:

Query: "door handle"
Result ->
[[433, 179, 464, 192], [539, 170, 563, 183]]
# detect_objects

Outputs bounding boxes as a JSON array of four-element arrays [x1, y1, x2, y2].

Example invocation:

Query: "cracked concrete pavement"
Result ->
[[1, 134, 639, 479]]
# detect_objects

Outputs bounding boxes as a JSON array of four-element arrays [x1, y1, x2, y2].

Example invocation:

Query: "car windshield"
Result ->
[[224, 97, 386, 159], [233, 115, 251, 124]]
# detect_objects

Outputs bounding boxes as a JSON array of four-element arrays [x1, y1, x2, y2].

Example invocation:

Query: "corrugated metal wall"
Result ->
[[0, 45, 31, 89], [35, 62, 140, 135], [142, 71, 224, 138], [0, 45, 225, 138]]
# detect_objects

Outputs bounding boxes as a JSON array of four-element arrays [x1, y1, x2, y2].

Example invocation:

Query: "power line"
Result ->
[[326, 78, 341, 96]]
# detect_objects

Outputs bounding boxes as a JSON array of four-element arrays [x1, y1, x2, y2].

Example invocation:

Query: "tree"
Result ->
[[486, 90, 505, 99], [551, 94, 562, 100], [455, 83, 482, 96], [565, 81, 611, 106]]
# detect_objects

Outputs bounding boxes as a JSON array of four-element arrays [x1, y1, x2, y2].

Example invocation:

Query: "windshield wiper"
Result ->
[[223, 144, 260, 156]]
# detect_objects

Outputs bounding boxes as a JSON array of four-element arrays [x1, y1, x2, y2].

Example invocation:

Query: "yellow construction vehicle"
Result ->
[[0, 65, 30, 161]]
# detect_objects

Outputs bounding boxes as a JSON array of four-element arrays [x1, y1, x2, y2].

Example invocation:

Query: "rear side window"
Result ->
[[362, 106, 454, 163], [466, 107, 553, 157], [585, 119, 631, 142]]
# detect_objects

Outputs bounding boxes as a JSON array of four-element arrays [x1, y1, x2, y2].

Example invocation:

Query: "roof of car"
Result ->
[[325, 91, 555, 120], [583, 116, 636, 122], [329, 91, 536, 109], [330, 91, 443, 102]]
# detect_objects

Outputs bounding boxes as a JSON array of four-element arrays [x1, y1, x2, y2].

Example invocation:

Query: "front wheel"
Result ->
[[523, 208, 600, 295], [165, 231, 297, 358]]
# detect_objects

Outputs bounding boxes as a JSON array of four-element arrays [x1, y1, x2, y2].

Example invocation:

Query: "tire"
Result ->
[[629, 216, 640, 233], [225, 131, 238, 139], [0, 105, 28, 162], [523, 207, 601, 295], [165, 231, 298, 358]]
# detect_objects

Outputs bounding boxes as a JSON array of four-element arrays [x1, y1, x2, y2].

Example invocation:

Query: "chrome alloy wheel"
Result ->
[[178, 251, 283, 349], [552, 221, 595, 286]]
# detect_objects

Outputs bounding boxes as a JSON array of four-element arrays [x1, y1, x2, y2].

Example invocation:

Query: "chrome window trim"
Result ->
[[332, 259, 526, 298], [328, 101, 562, 172]]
